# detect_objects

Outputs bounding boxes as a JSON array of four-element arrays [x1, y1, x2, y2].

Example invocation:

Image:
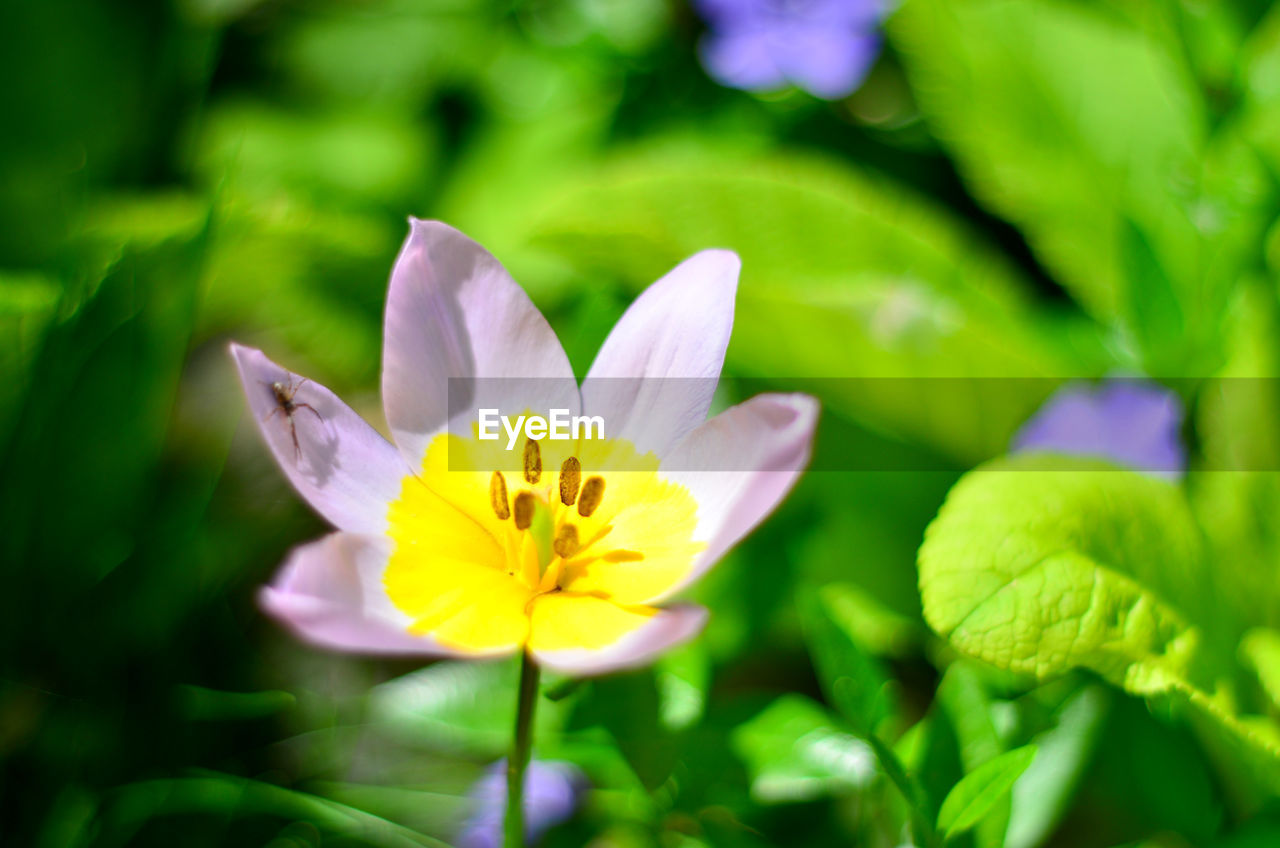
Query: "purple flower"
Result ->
[[695, 0, 883, 100], [230, 220, 817, 674], [457, 760, 586, 848], [1012, 379, 1186, 476]]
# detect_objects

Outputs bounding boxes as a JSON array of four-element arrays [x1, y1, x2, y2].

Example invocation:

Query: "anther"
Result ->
[[577, 476, 605, 517], [522, 438, 542, 484], [513, 491, 536, 530], [489, 471, 510, 520], [559, 457, 581, 506], [553, 524, 580, 559]]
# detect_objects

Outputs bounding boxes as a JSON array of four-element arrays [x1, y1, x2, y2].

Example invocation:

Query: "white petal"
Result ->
[[659, 393, 818, 597], [582, 250, 739, 457], [260, 533, 466, 656], [231, 343, 408, 534], [381, 220, 578, 471]]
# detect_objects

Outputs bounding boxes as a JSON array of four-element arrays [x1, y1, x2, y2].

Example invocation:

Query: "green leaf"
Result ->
[[918, 455, 1206, 694], [890, 0, 1201, 319], [935, 662, 1011, 848], [802, 585, 896, 736], [732, 286, 1075, 463], [801, 586, 937, 842], [0, 271, 60, 449], [1007, 685, 1109, 848], [936, 662, 1004, 772], [936, 745, 1038, 840], [197, 100, 436, 208], [655, 641, 710, 732], [1240, 4, 1280, 180], [368, 658, 572, 757], [1242, 629, 1280, 711], [730, 695, 876, 804], [574, 669, 676, 791], [521, 149, 1103, 463], [1191, 284, 1280, 633], [890, 0, 1248, 373], [104, 774, 453, 848]]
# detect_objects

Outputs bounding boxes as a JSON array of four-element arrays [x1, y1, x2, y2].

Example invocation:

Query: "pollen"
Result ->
[[553, 524, 580, 559], [559, 457, 581, 506], [489, 471, 510, 520], [577, 476, 605, 517], [513, 491, 536, 530], [523, 438, 542, 484]]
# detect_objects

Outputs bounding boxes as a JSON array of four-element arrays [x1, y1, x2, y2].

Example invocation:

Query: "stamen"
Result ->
[[553, 524, 580, 559], [577, 476, 605, 517], [523, 438, 542, 484], [513, 491, 536, 530], [559, 457, 581, 506], [489, 471, 510, 520]]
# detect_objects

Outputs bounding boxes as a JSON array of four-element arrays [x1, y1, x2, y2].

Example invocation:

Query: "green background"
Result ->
[[4, 0, 1280, 846]]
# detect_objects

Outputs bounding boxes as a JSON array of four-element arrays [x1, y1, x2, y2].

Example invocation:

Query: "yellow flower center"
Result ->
[[383, 428, 703, 654]]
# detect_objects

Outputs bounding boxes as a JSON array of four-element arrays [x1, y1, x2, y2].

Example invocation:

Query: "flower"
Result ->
[[1011, 379, 1186, 476], [694, 0, 883, 100], [231, 220, 818, 675], [457, 759, 585, 848]]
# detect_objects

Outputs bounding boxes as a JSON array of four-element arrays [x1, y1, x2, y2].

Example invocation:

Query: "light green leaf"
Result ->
[[919, 455, 1206, 695], [921, 455, 1280, 798], [730, 695, 876, 804], [937, 745, 1038, 840]]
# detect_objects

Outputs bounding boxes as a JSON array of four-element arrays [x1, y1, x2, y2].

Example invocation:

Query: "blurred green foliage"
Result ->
[[5, 0, 1280, 846]]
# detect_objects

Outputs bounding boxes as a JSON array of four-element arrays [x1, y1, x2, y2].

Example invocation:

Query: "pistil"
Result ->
[[487, 452, 607, 586]]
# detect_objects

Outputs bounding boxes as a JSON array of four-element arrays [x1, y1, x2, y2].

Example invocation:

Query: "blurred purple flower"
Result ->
[[695, 0, 883, 99], [457, 759, 586, 848], [1012, 379, 1186, 477]]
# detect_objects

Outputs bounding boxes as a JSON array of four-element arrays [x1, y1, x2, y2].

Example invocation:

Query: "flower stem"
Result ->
[[504, 651, 540, 848]]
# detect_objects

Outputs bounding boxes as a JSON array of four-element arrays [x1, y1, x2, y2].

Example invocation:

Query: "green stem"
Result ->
[[503, 651, 540, 848]]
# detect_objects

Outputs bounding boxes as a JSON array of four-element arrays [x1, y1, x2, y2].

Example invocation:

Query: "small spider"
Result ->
[[262, 376, 323, 461]]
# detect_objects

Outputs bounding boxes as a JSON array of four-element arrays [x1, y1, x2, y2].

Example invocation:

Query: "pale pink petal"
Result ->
[[528, 599, 708, 676], [381, 220, 578, 471], [659, 393, 818, 597], [231, 343, 409, 534], [582, 250, 740, 457], [259, 533, 467, 656]]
